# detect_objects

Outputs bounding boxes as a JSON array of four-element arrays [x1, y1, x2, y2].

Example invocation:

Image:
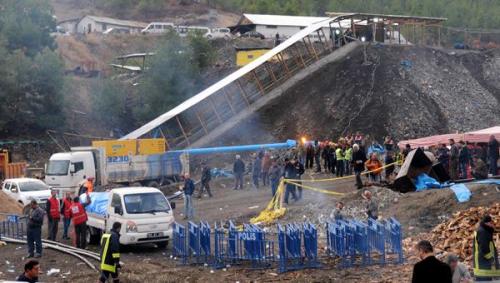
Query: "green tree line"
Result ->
[[215, 0, 500, 29], [0, 0, 65, 135]]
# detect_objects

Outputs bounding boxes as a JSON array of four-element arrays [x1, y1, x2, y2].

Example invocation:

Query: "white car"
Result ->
[[2, 178, 51, 213], [142, 22, 174, 34]]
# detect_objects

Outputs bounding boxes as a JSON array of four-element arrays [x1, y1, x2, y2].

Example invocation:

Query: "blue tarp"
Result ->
[[367, 144, 385, 156], [449, 184, 472, 203], [415, 173, 442, 191], [79, 192, 109, 216]]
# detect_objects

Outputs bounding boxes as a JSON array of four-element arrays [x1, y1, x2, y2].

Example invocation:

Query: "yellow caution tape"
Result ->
[[284, 180, 345, 196]]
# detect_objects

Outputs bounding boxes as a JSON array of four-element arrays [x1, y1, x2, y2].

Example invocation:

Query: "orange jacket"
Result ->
[[365, 159, 383, 175]]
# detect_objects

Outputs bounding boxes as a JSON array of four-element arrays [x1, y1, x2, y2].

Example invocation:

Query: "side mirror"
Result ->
[[69, 164, 76, 174], [170, 202, 176, 210], [114, 206, 123, 215]]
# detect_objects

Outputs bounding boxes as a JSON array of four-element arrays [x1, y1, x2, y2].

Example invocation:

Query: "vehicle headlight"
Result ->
[[126, 221, 138, 233]]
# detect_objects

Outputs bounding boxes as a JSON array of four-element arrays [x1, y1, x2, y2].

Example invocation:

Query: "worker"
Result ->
[[252, 152, 262, 189], [283, 158, 298, 204], [261, 151, 271, 186], [472, 155, 488, 180], [333, 201, 345, 220], [198, 162, 212, 198], [352, 144, 367, 189], [458, 141, 470, 179], [437, 144, 450, 175], [26, 200, 44, 258], [305, 143, 314, 170], [362, 190, 378, 220], [60, 192, 73, 240], [449, 139, 460, 180], [233, 155, 245, 190], [99, 222, 122, 283], [322, 143, 331, 173], [16, 259, 40, 283], [295, 158, 305, 200], [268, 158, 282, 197], [402, 143, 412, 159], [344, 145, 353, 175], [411, 240, 452, 283], [384, 151, 395, 181], [444, 253, 472, 283], [314, 142, 322, 173], [84, 177, 94, 193], [45, 189, 60, 241], [365, 153, 383, 183], [70, 195, 91, 249], [488, 135, 499, 176], [473, 215, 500, 281], [182, 173, 195, 220], [335, 143, 345, 177]]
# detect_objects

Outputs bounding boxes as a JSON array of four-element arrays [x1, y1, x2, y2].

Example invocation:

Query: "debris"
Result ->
[[210, 270, 214, 274], [7, 269, 15, 273], [248, 205, 259, 209], [47, 268, 60, 276]]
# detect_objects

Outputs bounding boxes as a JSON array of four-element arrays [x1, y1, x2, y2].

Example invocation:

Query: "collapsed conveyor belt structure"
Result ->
[[121, 13, 446, 149]]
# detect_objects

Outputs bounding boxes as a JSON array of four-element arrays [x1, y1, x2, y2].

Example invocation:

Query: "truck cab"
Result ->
[[45, 148, 105, 196], [86, 187, 175, 247]]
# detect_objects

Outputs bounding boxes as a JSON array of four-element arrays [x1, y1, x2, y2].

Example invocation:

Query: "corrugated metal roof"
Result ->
[[240, 13, 330, 27], [121, 14, 356, 140], [83, 15, 147, 28]]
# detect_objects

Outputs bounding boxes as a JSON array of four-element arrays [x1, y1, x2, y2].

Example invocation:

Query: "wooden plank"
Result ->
[[264, 62, 277, 83], [175, 116, 190, 146]]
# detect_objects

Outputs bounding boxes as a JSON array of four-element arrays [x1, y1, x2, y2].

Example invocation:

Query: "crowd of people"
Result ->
[[431, 135, 499, 180]]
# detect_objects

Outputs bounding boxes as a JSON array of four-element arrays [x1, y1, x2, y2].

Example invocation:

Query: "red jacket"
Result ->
[[48, 197, 60, 220], [62, 198, 72, 219], [70, 202, 87, 225]]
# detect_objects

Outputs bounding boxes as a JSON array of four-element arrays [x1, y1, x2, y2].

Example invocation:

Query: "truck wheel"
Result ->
[[156, 241, 168, 249], [147, 181, 159, 188], [86, 227, 102, 245]]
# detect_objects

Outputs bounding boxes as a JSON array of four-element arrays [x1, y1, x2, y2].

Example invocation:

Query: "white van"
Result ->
[[208, 27, 231, 39], [176, 26, 210, 38], [142, 22, 175, 34]]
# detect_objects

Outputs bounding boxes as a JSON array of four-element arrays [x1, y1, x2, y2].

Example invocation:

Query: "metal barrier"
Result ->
[[326, 218, 404, 268], [172, 222, 188, 264], [277, 222, 320, 273], [0, 215, 25, 240], [186, 221, 211, 264]]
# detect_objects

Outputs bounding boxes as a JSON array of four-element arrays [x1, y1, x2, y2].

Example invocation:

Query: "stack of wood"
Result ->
[[429, 203, 500, 262]]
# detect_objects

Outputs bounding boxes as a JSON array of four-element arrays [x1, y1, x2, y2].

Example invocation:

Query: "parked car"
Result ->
[[208, 27, 232, 39], [142, 22, 174, 34], [176, 26, 211, 38], [240, 31, 265, 39], [1, 178, 51, 214]]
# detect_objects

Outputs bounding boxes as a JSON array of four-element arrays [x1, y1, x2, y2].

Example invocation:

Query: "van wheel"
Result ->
[[147, 181, 159, 188], [86, 227, 101, 245], [156, 241, 168, 249]]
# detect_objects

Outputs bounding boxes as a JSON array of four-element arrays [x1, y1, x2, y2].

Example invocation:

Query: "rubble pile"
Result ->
[[429, 203, 500, 262], [0, 191, 23, 220]]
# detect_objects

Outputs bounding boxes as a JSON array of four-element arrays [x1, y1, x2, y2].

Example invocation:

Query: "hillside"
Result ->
[[219, 45, 500, 144]]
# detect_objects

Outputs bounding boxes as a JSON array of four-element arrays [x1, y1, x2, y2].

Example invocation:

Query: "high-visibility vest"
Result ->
[[100, 233, 120, 273], [48, 197, 60, 219], [473, 230, 500, 278], [62, 199, 72, 219], [84, 180, 94, 193], [335, 148, 345, 161], [70, 202, 87, 225]]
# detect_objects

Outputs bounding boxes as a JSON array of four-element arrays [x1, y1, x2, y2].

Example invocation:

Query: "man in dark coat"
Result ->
[[411, 240, 452, 283], [198, 162, 212, 198], [488, 135, 499, 176], [352, 144, 366, 189], [283, 159, 298, 204], [233, 155, 245, 190]]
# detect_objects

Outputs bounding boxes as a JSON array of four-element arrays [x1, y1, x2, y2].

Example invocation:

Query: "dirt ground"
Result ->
[[1, 170, 498, 282]]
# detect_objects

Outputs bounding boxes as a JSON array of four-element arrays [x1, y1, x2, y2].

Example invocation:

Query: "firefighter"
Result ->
[[70, 195, 91, 249], [473, 215, 500, 281], [99, 222, 122, 283]]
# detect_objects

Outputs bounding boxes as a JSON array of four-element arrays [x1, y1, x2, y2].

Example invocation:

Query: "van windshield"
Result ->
[[20, 181, 49, 192], [123, 192, 170, 214], [46, 160, 70, 176]]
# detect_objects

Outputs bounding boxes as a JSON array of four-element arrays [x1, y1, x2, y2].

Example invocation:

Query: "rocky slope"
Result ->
[[222, 45, 500, 143]]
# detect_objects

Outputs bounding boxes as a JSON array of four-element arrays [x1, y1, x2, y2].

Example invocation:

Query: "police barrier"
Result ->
[[277, 222, 320, 273], [326, 218, 404, 268], [0, 214, 25, 240], [172, 222, 188, 264]]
